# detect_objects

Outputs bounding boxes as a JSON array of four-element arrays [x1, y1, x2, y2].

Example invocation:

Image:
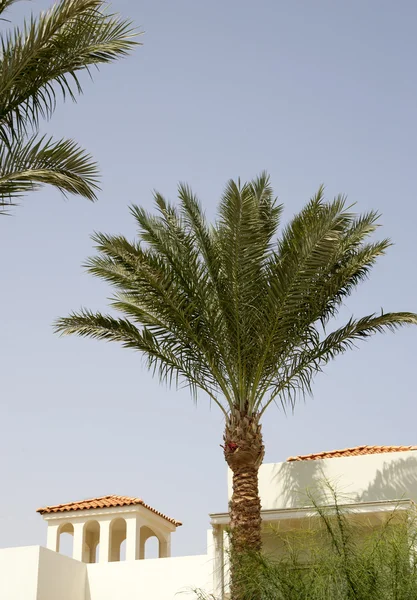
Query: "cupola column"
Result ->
[[46, 523, 60, 552], [73, 522, 85, 561], [99, 518, 113, 563]]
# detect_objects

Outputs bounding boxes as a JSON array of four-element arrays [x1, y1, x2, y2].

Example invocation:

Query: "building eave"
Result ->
[[209, 498, 415, 526]]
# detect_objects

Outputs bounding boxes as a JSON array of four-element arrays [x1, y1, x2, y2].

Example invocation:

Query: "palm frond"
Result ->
[[260, 311, 417, 415], [0, 0, 139, 142], [214, 173, 283, 406], [85, 221, 235, 404], [55, 308, 228, 414], [0, 0, 19, 18], [248, 198, 387, 405], [0, 134, 99, 206]]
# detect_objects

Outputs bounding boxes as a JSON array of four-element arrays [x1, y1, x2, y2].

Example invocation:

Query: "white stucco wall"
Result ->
[[37, 546, 87, 600], [0, 546, 212, 600], [86, 555, 212, 600], [0, 546, 39, 600], [0, 546, 87, 600], [227, 451, 417, 509]]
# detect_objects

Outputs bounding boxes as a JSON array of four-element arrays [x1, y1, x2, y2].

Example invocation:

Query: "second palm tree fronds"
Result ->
[[0, 0, 138, 209]]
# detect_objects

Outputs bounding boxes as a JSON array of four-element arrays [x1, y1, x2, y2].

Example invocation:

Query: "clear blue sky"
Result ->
[[1, 0, 416, 557]]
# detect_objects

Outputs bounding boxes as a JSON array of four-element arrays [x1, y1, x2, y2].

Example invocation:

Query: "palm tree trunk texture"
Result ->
[[224, 411, 264, 599]]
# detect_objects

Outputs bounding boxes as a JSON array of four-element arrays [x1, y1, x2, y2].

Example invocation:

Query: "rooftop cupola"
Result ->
[[37, 495, 181, 564]]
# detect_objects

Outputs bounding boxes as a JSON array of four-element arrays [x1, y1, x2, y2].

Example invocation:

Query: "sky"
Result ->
[[1, 0, 417, 558]]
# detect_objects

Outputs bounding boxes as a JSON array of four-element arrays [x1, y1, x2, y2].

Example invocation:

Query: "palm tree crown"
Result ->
[[56, 173, 416, 417]]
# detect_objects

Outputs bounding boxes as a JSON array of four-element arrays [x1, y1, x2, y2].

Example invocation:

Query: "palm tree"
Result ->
[[0, 0, 137, 210], [55, 174, 416, 598]]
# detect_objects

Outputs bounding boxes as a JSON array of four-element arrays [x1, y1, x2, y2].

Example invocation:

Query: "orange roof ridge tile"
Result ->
[[287, 445, 417, 462], [36, 494, 182, 527]]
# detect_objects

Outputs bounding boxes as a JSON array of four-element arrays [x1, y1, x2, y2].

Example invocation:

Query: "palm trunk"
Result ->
[[223, 410, 264, 600], [229, 464, 262, 553]]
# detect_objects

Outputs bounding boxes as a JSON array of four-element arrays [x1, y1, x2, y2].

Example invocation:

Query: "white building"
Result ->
[[1, 444, 417, 600]]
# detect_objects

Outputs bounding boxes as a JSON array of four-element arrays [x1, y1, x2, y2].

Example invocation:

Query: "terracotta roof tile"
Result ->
[[36, 495, 182, 526], [287, 445, 417, 462]]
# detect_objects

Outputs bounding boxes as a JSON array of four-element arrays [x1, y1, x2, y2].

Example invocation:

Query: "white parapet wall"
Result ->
[[227, 451, 417, 510], [0, 546, 40, 600], [0, 546, 213, 600], [86, 554, 212, 600], [37, 546, 87, 600], [0, 546, 87, 600]]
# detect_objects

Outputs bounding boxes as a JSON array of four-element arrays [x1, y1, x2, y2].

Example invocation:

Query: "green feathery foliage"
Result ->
[[227, 485, 417, 600], [0, 0, 138, 209], [55, 173, 417, 416]]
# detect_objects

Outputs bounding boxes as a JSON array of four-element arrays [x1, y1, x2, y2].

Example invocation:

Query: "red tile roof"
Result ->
[[287, 445, 417, 462], [36, 495, 182, 526]]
